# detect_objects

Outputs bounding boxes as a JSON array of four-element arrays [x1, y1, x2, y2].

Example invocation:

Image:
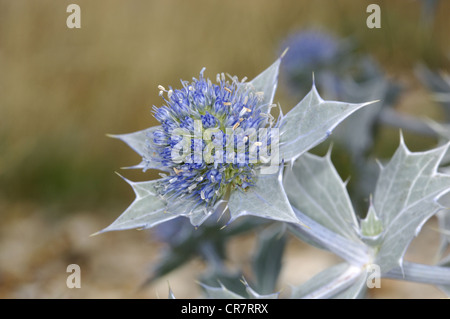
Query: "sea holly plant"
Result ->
[[200, 135, 450, 299], [422, 120, 450, 259], [97, 55, 450, 298], [417, 63, 450, 259], [284, 135, 450, 297], [97, 54, 370, 234]]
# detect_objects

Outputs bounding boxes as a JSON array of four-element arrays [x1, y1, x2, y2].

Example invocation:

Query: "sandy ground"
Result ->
[[0, 200, 447, 299]]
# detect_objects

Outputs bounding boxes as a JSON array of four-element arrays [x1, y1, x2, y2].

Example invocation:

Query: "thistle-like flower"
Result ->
[[148, 69, 279, 218], [97, 54, 371, 234], [281, 30, 340, 74]]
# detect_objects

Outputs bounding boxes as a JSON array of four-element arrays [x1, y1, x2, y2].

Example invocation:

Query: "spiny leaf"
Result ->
[[96, 174, 218, 233], [200, 279, 279, 299], [285, 136, 450, 285], [436, 210, 450, 258], [228, 167, 304, 226], [426, 120, 450, 165], [248, 53, 283, 115], [251, 223, 286, 294], [372, 136, 450, 273], [168, 284, 176, 299], [241, 278, 279, 299], [95, 176, 175, 234], [279, 85, 374, 162], [333, 74, 394, 161], [284, 151, 361, 243], [108, 126, 168, 171], [360, 204, 383, 238], [422, 121, 450, 256], [199, 267, 248, 299], [165, 198, 215, 228], [199, 282, 245, 299]]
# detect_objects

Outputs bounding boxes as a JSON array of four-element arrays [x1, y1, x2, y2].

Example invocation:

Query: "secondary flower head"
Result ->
[[281, 29, 340, 74], [146, 69, 279, 216], [279, 29, 347, 100]]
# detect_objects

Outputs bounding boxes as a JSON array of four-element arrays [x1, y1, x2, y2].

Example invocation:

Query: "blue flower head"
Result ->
[[280, 29, 354, 100], [281, 29, 340, 75], [145, 68, 279, 218]]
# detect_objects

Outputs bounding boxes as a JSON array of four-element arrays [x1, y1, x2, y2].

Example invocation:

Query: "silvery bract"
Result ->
[[97, 55, 371, 234], [284, 134, 450, 298], [204, 136, 450, 299]]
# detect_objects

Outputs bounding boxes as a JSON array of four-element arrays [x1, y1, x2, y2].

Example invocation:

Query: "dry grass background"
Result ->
[[0, 0, 449, 299]]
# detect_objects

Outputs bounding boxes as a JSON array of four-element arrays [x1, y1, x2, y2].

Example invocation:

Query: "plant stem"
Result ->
[[383, 261, 450, 286], [289, 207, 370, 267]]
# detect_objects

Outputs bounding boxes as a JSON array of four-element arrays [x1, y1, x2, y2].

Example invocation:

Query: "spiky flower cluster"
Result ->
[[145, 69, 277, 213], [279, 30, 345, 99], [281, 30, 340, 73]]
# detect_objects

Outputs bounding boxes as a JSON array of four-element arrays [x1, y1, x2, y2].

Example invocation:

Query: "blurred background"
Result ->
[[0, 0, 449, 298]]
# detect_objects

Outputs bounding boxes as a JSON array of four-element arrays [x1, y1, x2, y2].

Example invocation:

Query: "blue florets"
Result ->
[[280, 29, 348, 99], [281, 30, 340, 72], [144, 69, 276, 212]]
